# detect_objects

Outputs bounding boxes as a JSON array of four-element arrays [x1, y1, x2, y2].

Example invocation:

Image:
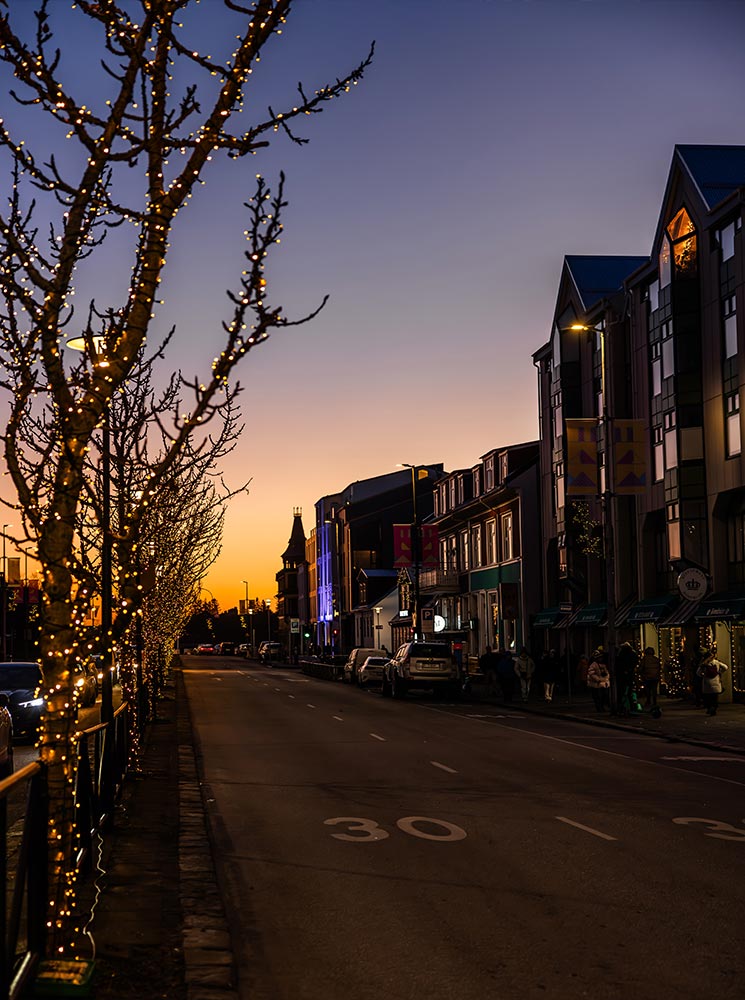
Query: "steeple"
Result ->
[[281, 508, 306, 569]]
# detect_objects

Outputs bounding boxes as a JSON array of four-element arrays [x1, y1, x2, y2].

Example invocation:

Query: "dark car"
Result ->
[[73, 661, 98, 708], [0, 661, 45, 738]]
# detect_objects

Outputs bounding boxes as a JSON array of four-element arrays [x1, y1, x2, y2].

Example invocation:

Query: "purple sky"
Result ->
[[4, 1, 745, 610]]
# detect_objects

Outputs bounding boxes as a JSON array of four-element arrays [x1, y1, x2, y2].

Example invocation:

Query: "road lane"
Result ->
[[184, 664, 745, 1000]]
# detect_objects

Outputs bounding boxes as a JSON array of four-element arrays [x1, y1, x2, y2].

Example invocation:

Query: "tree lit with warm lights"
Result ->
[[0, 0, 371, 955]]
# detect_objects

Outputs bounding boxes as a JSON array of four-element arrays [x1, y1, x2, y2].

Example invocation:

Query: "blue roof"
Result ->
[[565, 255, 648, 309], [676, 145, 745, 211]]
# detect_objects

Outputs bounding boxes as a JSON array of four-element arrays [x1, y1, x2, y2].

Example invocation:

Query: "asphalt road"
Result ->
[[183, 658, 745, 1000]]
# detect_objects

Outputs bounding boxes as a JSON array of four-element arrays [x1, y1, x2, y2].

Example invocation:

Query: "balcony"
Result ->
[[419, 566, 461, 594]]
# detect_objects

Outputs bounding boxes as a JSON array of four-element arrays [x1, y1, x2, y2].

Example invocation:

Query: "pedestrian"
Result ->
[[587, 649, 610, 712], [614, 642, 639, 716], [479, 645, 499, 696], [513, 646, 536, 702], [640, 646, 661, 708], [496, 648, 516, 702], [697, 650, 728, 716], [542, 649, 561, 702], [575, 653, 590, 692]]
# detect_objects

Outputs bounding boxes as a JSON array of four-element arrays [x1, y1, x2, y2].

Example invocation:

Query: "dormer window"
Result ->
[[473, 467, 481, 497], [668, 207, 697, 277], [485, 457, 495, 492]]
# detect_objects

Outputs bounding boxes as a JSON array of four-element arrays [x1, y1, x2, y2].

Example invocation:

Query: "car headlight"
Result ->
[[20, 698, 44, 708]]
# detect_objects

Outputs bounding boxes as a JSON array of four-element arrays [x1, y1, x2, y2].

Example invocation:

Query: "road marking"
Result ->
[[307, 703, 316, 709], [333, 715, 344, 722], [288, 694, 295, 699], [430, 760, 458, 774], [274, 688, 281, 692], [555, 816, 617, 841], [661, 755, 743, 762], [370, 733, 386, 742], [467, 713, 524, 720]]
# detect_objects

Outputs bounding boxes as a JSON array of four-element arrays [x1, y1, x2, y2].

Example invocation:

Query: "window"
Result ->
[[439, 484, 447, 513], [651, 341, 662, 396], [661, 320, 674, 379], [448, 479, 456, 510], [500, 454, 509, 483], [459, 530, 469, 572], [664, 411, 678, 471], [473, 467, 481, 497], [432, 492, 439, 518], [485, 519, 496, 564], [726, 392, 741, 458], [724, 295, 737, 359], [456, 475, 465, 505], [653, 426, 664, 481], [649, 280, 659, 312], [659, 235, 672, 288], [668, 207, 697, 276], [551, 386, 563, 442], [484, 457, 495, 492], [471, 524, 482, 568], [667, 504, 681, 561], [719, 221, 736, 262], [552, 325, 561, 369], [501, 512, 514, 561]]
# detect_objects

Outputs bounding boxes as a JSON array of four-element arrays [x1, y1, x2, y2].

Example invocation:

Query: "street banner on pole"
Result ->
[[420, 524, 439, 567], [613, 419, 648, 494], [565, 419, 599, 495], [393, 524, 413, 567]]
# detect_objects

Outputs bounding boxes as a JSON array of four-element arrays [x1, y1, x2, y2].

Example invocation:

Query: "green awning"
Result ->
[[573, 603, 608, 627], [624, 595, 677, 625], [696, 592, 745, 622], [533, 607, 564, 628]]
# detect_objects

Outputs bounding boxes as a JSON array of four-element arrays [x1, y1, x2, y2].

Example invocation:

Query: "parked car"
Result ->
[[195, 644, 215, 655], [382, 642, 459, 700], [0, 661, 45, 738], [258, 642, 284, 664], [74, 661, 98, 707], [236, 644, 250, 658], [357, 655, 389, 689], [216, 641, 236, 656], [0, 693, 13, 779], [343, 647, 382, 685]]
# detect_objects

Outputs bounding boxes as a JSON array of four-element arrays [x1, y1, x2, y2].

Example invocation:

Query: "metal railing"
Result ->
[[1, 700, 132, 998]]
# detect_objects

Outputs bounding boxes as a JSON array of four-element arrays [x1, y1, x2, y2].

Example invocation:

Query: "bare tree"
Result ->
[[0, 0, 372, 953]]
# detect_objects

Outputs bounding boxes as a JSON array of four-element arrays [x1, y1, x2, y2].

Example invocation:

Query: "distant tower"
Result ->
[[276, 509, 307, 657]]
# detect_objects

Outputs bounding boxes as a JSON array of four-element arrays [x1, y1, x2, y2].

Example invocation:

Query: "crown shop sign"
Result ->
[[677, 568, 708, 601]]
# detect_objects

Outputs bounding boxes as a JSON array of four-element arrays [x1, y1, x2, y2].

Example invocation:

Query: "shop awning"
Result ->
[[623, 594, 677, 625], [661, 598, 702, 627], [571, 603, 608, 627], [533, 606, 568, 628], [695, 591, 745, 622]]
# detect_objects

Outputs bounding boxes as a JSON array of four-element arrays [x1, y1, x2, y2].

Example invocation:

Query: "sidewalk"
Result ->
[[81, 673, 237, 1000], [467, 679, 745, 755]]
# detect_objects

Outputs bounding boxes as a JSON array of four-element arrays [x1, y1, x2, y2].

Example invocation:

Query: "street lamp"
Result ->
[[2, 524, 12, 660], [248, 606, 256, 656], [374, 606, 383, 649], [66, 334, 114, 722], [265, 599, 272, 642], [398, 464, 422, 640], [241, 579, 249, 613], [567, 321, 617, 687]]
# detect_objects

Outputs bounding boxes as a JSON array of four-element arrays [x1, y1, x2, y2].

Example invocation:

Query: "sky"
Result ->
[[3, 0, 745, 613]]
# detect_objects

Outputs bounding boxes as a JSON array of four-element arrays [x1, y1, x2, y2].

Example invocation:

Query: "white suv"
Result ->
[[382, 642, 459, 700]]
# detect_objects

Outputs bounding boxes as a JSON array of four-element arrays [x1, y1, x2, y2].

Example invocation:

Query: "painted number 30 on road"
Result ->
[[324, 816, 467, 843]]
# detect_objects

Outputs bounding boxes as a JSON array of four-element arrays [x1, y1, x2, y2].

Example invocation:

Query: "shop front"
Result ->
[[695, 592, 745, 703]]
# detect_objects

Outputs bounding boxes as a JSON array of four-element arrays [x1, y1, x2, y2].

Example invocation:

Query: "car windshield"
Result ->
[[365, 658, 386, 666], [411, 644, 449, 657], [0, 664, 43, 688]]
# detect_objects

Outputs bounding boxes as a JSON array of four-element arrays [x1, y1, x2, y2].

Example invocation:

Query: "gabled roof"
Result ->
[[281, 510, 306, 564], [676, 144, 745, 212], [565, 255, 648, 311]]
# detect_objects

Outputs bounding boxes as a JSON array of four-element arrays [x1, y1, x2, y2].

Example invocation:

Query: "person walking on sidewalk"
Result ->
[[514, 646, 536, 702], [614, 642, 639, 716], [587, 649, 610, 712], [542, 649, 561, 702], [640, 647, 661, 708], [497, 648, 516, 702], [697, 650, 728, 716], [480, 645, 499, 696]]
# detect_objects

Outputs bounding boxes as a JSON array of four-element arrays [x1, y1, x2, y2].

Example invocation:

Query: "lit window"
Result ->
[[485, 520, 496, 564], [459, 530, 469, 572], [726, 392, 741, 458], [501, 512, 514, 561], [667, 207, 697, 276], [653, 426, 664, 482], [667, 508, 681, 561], [471, 525, 482, 568]]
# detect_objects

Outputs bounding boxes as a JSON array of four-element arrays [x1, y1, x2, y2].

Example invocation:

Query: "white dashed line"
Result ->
[[333, 715, 344, 722], [307, 703, 316, 709], [370, 733, 386, 742], [555, 816, 617, 841], [430, 761, 458, 774], [288, 694, 295, 699], [661, 755, 743, 762]]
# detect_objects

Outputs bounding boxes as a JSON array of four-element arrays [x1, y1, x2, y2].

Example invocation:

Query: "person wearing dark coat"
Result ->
[[614, 642, 639, 715], [541, 649, 561, 702]]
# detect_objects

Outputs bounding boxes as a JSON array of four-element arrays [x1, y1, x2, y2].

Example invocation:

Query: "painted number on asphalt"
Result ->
[[324, 816, 466, 843], [672, 817, 745, 842]]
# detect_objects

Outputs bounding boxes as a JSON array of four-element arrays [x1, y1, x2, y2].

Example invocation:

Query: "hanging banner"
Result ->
[[565, 419, 599, 495], [420, 524, 439, 567], [613, 419, 648, 495], [393, 524, 413, 568]]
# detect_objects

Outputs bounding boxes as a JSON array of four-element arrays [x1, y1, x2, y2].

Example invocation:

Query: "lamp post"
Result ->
[[248, 607, 255, 656], [242, 579, 249, 614], [2, 524, 11, 660], [265, 599, 271, 642], [398, 464, 422, 640], [374, 606, 383, 649], [568, 322, 617, 693], [66, 335, 114, 723]]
